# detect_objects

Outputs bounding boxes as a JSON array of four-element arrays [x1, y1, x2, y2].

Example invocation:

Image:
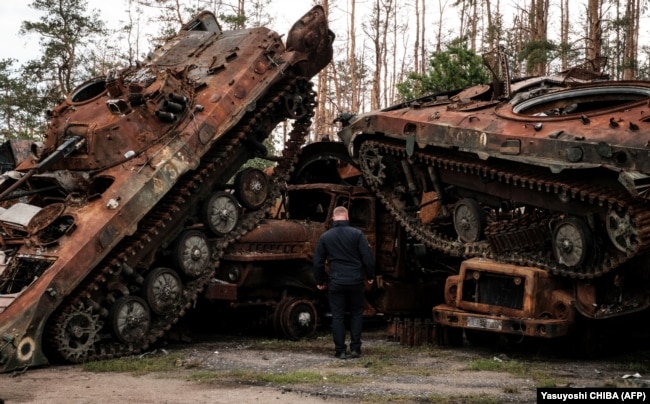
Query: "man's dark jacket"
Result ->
[[313, 220, 375, 286]]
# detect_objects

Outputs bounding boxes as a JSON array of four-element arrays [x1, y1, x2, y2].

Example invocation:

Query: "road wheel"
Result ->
[[552, 217, 592, 267], [172, 230, 211, 278], [234, 168, 269, 210], [453, 198, 486, 242], [143, 267, 183, 315], [202, 191, 239, 236], [110, 296, 151, 344]]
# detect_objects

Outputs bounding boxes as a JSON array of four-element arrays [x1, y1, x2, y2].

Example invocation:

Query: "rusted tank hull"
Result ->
[[0, 7, 333, 372], [339, 69, 650, 319]]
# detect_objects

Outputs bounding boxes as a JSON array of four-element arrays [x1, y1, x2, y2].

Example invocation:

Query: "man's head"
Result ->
[[332, 206, 349, 221]]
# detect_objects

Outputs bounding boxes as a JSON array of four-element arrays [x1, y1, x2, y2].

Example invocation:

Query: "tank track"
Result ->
[[45, 77, 315, 363], [357, 139, 650, 279]]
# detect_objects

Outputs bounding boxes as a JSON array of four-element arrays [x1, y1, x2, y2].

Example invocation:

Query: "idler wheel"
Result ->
[[234, 168, 269, 210], [109, 296, 151, 344], [552, 217, 593, 267], [358, 144, 386, 186], [605, 208, 639, 253], [453, 198, 486, 243], [278, 298, 318, 340], [202, 192, 239, 236], [282, 79, 312, 119], [143, 267, 182, 315], [172, 230, 211, 277]]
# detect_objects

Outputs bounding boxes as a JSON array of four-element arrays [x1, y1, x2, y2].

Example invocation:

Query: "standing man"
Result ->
[[313, 206, 375, 359]]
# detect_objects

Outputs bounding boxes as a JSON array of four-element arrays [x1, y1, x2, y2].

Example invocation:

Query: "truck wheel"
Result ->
[[273, 297, 318, 340], [272, 298, 293, 337]]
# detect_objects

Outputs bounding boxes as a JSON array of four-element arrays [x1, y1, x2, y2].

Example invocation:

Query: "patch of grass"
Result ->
[[536, 377, 560, 388], [82, 352, 184, 374], [466, 357, 528, 375], [189, 369, 360, 385], [465, 357, 560, 387]]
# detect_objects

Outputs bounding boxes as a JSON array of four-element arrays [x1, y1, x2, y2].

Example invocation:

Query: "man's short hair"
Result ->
[[333, 206, 348, 218]]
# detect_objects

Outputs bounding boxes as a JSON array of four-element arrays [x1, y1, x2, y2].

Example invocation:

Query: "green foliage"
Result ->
[[219, 13, 247, 30], [396, 38, 490, 101], [20, 0, 107, 105], [238, 133, 281, 173], [0, 58, 47, 141], [518, 40, 557, 75]]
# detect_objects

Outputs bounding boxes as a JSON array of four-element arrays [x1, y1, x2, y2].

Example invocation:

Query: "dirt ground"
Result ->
[[2, 324, 650, 404]]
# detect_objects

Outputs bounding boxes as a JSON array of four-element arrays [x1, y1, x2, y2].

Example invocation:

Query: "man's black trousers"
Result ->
[[328, 283, 365, 355]]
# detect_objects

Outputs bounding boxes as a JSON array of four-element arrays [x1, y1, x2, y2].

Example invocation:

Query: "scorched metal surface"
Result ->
[[0, 6, 333, 372]]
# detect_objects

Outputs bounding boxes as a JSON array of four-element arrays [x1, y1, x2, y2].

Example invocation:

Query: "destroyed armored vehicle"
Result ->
[[0, 6, 333, 372], [338, 54, 650, 346], [202, 142, 448, 341]]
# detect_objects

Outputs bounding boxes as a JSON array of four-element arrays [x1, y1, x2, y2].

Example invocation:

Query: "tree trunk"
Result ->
[[350, 0, 358, 113], [414, 0, 420, 75], [420, 0, 426, 74], [586, 0, 602, 72], [560, 0, 569, 70], [622, 0, 639, 79], [315, 0, 330, 142]]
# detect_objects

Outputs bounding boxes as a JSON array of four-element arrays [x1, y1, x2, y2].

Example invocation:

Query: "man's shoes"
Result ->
[[334, 351, 348, 359], [349, 351, 361, 358]]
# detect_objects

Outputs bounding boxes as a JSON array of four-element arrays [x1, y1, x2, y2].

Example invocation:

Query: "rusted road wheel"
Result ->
[[552, 217, 592, 268], [110, 296, 151, 344], [235, 168, 269, 210], [143, 267, 182, 315], [453, 198, 486, 243], [172, 230, 211, 278], [203, 191, 239, 236]]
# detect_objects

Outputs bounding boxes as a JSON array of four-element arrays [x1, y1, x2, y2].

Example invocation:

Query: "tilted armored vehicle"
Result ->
[[0, 6, 333, 372], [338, 54, 650, 346]]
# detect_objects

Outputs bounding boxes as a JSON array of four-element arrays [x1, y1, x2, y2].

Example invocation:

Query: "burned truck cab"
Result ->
[[204, 183, 387, 339], [433, 258, 575, 346]]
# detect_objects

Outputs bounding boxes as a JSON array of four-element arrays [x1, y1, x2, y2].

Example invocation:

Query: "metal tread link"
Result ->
[[358, 140, 650, 279], [46, 77, 315, 362]]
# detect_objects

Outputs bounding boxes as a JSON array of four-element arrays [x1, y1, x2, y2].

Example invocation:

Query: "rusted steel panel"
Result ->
[[203, 282, 237, 301], [0, 6, 333, 372]]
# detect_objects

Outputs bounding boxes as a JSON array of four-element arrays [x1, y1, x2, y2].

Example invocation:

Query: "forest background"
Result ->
[[1, 0, 649, 148]]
